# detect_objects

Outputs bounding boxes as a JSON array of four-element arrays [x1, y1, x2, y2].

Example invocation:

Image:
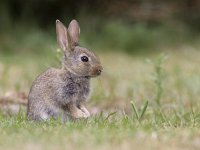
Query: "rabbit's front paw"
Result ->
[[72, 108, 88, 119], [79, 107, 90, 118]]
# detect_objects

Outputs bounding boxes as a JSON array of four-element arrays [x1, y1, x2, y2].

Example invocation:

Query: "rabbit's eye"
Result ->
[[81, 56, 89, 62]]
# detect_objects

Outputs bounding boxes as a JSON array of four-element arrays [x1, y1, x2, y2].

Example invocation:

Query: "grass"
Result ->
[[0, 112, 200, 150], [1, 24, 200, 149], [1, 49, 200, 149]]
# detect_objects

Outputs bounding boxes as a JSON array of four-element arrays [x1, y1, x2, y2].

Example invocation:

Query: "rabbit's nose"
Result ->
[[97, 69, 102, 74], [96, 66, 103, 75]]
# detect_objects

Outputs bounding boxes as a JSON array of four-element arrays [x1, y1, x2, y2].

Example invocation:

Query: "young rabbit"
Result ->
[[27, 19, 102, 121]]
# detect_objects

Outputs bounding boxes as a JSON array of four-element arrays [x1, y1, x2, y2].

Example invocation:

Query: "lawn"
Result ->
[[0, 43, 200, 149]]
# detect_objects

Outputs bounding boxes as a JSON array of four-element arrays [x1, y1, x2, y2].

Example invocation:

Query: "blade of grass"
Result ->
[[139, 101, 149, 121], [104, 112, 117, 122], [130, 101, 139, 121]]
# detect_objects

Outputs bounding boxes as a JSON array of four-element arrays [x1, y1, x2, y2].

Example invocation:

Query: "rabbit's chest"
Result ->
[[62, 77, 90, 102]]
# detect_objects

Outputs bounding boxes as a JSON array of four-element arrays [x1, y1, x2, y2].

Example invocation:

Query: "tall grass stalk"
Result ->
[[147, 54, 168, 106]]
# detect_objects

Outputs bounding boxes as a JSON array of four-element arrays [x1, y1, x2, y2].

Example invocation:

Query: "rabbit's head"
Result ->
[[56, 20, 102, 77]]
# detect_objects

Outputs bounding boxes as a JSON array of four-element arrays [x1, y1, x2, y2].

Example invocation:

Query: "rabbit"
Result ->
[[27, 19, 102, 121]]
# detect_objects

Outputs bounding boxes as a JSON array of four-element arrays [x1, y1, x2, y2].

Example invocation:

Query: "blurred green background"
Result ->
[[1, 0, 200, 55], [1, 2, 200, 150]]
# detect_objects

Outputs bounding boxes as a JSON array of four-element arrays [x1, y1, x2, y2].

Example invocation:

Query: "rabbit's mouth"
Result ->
[[90, 74, 101, 78]]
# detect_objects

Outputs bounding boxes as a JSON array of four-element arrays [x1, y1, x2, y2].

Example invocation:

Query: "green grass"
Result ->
[[1, 23, 200, 149], [1, 50, 200, 149], [0, 110, 200, 150]]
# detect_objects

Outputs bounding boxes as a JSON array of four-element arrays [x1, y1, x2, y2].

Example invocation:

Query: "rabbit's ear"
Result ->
[[68, 19, 80, 46], [56, 20, 72, 53]]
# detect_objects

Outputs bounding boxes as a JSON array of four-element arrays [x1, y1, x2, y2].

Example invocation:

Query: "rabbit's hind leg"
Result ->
[[31, 112, 52, 121], [28, 107, 58, 121]]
